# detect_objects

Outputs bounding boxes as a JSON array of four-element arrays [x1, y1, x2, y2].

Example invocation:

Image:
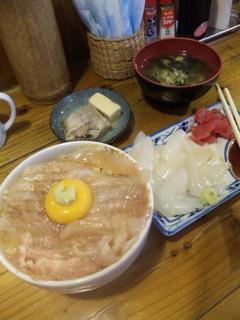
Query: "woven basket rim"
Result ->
[[87, 26, 144, 43]]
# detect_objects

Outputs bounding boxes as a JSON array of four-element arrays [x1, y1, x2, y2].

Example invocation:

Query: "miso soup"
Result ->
[[143, 53, 211, 86]]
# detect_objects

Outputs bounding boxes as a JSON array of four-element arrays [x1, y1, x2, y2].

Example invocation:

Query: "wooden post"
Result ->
[[0, 0, 71, 105]]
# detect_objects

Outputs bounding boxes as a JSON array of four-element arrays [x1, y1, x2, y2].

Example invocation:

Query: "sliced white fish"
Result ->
[[1, 145, 149, 280]]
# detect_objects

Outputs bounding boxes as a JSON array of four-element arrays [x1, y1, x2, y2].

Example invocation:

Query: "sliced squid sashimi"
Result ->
[[149, 129, 232, 217], [154, 167, 188, 198], [153, 157, 181, 183], [160, 129, 186, 163], [156, 195, 203, 217], [154, 167, 202, 216], [186, 161, 209, 197], [128, 131, 155, 181]]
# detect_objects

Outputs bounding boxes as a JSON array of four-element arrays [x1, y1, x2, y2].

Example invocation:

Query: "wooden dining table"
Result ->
[[1, 30, 240, 320]]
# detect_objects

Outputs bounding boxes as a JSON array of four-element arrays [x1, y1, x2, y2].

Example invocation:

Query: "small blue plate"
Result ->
[[50, 88, 131, 144], [125, 101, 239, 236]]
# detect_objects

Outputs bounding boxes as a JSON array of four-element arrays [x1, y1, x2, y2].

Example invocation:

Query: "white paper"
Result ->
[[209, 0, 233, 30]]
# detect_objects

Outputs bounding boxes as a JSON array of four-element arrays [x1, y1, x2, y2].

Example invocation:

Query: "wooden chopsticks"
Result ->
[[215, 83, 240, 148]]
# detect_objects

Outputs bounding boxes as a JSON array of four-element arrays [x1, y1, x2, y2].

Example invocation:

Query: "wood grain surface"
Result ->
[[1, 31, 240, 320], [0, 0, 71, 105], [0, 0, 89, 92]]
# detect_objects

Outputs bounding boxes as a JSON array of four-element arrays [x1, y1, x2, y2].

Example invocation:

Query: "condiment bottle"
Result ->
[[0, 0, 71, 105], [144, 0, 158, 43], [157, 0, 176, 39], [177, 0, 212, 39]]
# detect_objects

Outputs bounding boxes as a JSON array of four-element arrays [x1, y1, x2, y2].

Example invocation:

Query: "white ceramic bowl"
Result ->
[[0, 141, 153, 294]]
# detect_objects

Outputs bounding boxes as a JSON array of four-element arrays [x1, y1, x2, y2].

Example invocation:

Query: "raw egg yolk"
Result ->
[[45, 179, 92, 224]]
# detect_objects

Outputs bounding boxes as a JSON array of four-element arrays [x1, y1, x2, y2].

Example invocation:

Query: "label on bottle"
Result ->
[[158, 7, 175, 39], [144, 7, 157, 42]]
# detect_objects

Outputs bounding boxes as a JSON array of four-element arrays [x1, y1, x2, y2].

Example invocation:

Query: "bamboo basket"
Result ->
[[87, 26, 145, 80]]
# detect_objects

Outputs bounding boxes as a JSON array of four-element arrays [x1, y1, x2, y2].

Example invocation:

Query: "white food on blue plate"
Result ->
[[129, 130, 232, 217], [127, 131, 155, 182], [63, 105, 111, 141]]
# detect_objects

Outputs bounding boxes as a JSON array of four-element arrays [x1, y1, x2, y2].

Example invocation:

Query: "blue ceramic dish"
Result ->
[[125, 101, 239, 236], [50, 88, 131, 144]]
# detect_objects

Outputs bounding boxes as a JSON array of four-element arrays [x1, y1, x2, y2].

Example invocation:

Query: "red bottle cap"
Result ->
[[159, 0, 172, 4], [145, 0, 157, 7]]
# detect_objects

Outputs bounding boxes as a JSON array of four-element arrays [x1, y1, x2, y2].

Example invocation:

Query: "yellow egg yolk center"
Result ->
[[45, 179, 92, 224]]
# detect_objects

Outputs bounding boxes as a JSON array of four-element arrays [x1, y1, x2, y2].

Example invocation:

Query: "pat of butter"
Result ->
[[89, 93, 121, 122]]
